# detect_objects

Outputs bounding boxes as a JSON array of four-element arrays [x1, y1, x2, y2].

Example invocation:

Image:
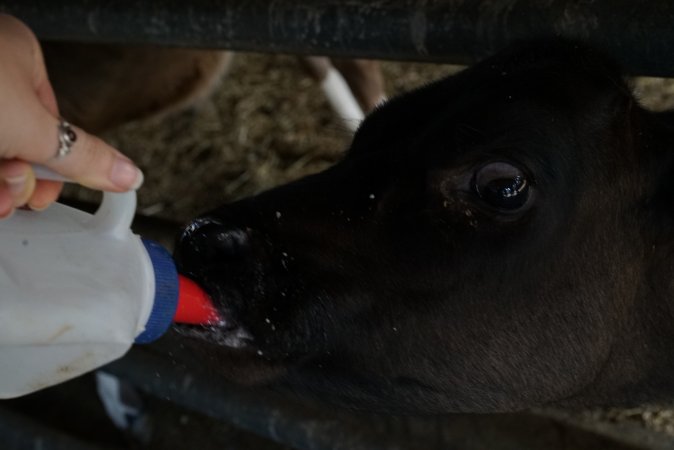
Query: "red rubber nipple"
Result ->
[[174, 275, 221, 325]]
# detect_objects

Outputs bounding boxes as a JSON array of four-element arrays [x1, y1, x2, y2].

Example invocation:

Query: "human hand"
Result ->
[[0, 14, 143, 218]]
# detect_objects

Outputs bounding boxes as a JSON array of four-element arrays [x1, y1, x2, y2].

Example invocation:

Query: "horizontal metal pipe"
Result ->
[[1, 0, 674, 76], [103, 340, 674, 450], [104, 344, 410, 450]]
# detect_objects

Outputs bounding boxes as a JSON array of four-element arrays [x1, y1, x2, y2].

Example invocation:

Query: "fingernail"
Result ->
[[110, 158, 144, 190], [0, 205, 14, 219], [5, 174, 26, 196], [27, 202, 50, 212]]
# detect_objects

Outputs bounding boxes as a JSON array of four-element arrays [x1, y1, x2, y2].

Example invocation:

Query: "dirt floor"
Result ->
[[63, 52, 674, 445]]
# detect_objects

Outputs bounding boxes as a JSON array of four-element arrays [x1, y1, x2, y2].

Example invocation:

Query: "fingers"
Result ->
[[3, 86, 143, 192], [35, 74, 59, 117], [0, 14, 37, 61], [0, 160, 64, 217], [5, 100, 144, 191], [0, 159, 36, 217], [46, 121, 144, 191], [29, 179, 63, 210]]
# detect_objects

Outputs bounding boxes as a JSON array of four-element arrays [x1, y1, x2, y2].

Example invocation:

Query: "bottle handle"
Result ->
[[32, 164, 137, 239]]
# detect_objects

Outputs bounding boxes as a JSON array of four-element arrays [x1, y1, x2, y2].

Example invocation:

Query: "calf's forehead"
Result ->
[[361, 41, 632, 159]]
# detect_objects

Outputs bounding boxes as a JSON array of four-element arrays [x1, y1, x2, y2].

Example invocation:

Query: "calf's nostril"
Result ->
[[177, 218, 251, 267], [207, 226, 250, 256]]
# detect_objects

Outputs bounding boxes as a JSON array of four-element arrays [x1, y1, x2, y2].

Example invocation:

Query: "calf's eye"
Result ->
[[472, 162, 530, 210]]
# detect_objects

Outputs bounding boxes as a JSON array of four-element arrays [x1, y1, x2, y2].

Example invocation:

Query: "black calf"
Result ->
[[175, 40, 674, 414]]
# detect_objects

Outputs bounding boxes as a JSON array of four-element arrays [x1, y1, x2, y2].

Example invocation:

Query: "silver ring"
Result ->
[[56, 119, 77, 159]]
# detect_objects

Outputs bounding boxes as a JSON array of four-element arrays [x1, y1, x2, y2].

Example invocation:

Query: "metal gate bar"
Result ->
[[105, 345, 411, 450], [104, 337, 674, 450], [1, 0, 674, 76]]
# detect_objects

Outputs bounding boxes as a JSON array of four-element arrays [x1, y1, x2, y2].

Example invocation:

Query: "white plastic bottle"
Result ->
[[0, 168, 218, 398]]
